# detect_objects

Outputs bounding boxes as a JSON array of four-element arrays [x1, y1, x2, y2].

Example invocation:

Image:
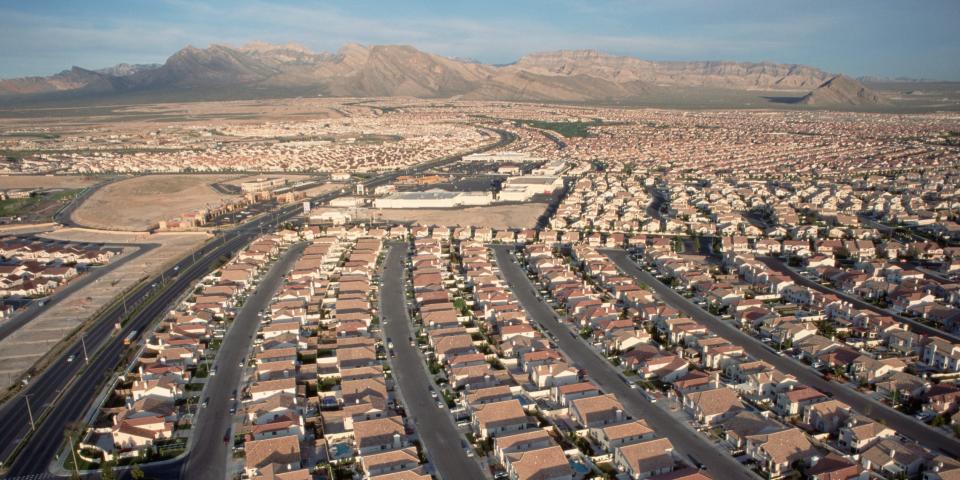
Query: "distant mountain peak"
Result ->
[[95, 63, 160, 77], [0, 42, 890, 108], [239, 41, 313, 54], [800, 74, 887, 106]]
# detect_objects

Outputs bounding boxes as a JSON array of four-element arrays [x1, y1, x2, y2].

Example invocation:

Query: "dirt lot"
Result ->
[[72, 174, 241, 231], [0, 175, 104, 189], [300, 183, 347, 197], [0, 228, 209, 390], [341, 203, 548, 230], [0, 98, 346, 130], [221, 174, 314, 187]]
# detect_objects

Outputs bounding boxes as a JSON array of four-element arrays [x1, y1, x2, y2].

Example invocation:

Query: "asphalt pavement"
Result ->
[[0, 127, 517, 478], [179, 242, 306, 480], [603, 248, 960, 459], [757, 255, 960, 344], [380, 243, 487, 480], [54, 176, 121, 227], [490, 245, 758, 480], [0, 222, 270, 476], [0, 242, 156, 343]]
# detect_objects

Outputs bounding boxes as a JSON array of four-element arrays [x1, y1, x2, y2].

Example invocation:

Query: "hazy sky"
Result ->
[[2, 0, 958, 80]]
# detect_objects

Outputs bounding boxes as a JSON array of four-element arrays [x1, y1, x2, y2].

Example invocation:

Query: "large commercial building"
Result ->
[[240, 177, 288, 193], [463, 151, 545, 163], [373, 189, 493, 209], [533, 160, 569, 176], [497, 175, 564, 202]]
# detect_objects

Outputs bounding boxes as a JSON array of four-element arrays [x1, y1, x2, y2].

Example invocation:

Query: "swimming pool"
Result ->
[[569, 460, 590, 474]]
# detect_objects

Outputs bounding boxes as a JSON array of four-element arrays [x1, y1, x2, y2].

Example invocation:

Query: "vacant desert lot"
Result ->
[[0, 228, 210, 391], [343, 203, 548, 230], [221, 174, 314, 186], [0, 175, 105, 189], [72, 174, 241, 231]]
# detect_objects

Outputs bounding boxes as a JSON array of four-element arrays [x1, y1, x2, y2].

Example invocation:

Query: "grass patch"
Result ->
[[0, 189, 77, 217], [518, 119, 626, 138]]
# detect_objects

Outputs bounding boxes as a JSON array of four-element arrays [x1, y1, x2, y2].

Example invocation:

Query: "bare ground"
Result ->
[[0, 175, 104, 189], [0, 228, 210, 390], [71, 174, 241, 231]]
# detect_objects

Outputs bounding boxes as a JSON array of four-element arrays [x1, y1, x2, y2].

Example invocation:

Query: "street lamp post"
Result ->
[[25, 394, 35, 431], [81, 336, 89, 364], [67, 429, 80, 478]]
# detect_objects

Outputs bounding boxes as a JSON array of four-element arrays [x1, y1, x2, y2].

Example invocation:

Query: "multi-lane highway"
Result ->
[[0, 126, 515, 478], [491, 245, 758, 480], [380, 244, 487, 480], [0, 242, 155, 344], [603, 248, 960, 459], [0, 227, 263, 477], [0, 205, 300, 476]]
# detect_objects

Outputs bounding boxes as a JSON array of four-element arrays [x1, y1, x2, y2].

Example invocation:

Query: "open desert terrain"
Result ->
[[0, 228, 209, 391], [0, 175, 104, 189], [71, 174, 241, 231]]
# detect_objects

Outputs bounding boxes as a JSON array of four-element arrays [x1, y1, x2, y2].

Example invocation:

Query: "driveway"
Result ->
[[180, 242, 307, 480], [380, 243, 486, 480], [603, 248, 960, 459], [491, 245, 758, 480], [758, 255, 960, 343]]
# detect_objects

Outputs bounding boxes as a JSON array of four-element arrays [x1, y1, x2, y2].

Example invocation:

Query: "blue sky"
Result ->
[[2, 0, 958, 80]]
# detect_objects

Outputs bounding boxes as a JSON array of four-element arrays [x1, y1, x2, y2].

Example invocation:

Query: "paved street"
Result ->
[[180, 242, 306, 480], [758, 255, 960, 343], [0, 216, 282, 477], [491, 245, 757, 480], [603, 248, 960, 459], [0, 242, 156, 343], [0, 129, 516, 478], [380, 243, 487, 480]]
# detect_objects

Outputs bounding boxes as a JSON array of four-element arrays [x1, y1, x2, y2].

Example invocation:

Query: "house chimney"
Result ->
[[615, 409, 623, 422], [393, 433, 402, 449], [714, 371, 720, 388]]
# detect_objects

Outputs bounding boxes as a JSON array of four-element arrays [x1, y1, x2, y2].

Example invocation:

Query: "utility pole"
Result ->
[[25, 394, 35, 431]]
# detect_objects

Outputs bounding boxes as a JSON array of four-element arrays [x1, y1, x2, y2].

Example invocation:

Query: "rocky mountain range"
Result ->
[[800, 75, 888, 106], [0, 42, 887, 106]]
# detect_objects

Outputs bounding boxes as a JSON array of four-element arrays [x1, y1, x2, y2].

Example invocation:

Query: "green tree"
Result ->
[[100, 459, 116, 480], [130, 462, 145, 480]]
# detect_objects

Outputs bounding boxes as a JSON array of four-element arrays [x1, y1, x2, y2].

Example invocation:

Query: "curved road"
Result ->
[[53, 176, 122, 227], [380, 244, 487, 480], [0, 126, 517, 478], [603, 248, 960, 459], [492, 245, 758, 480], [179, 242, 306, 480]]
